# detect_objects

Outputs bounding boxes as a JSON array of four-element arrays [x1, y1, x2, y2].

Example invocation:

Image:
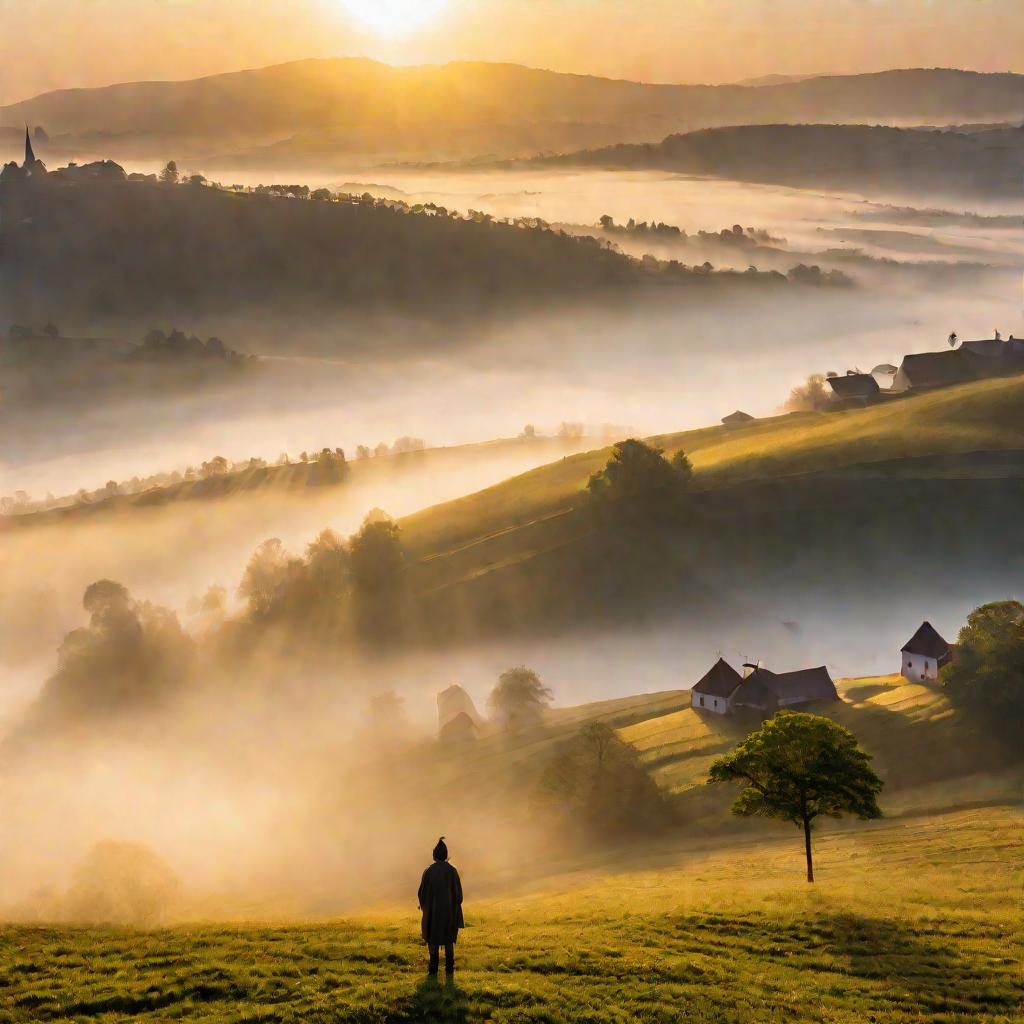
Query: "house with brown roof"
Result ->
[[691, 658, 838, 716], [826, 372, 881, 404], [690, 658, 743, 714], [900, 621, 953, 681], [721, 410, 755, 429], [730, 665, 839, 715], [892, 350, 977, 391]]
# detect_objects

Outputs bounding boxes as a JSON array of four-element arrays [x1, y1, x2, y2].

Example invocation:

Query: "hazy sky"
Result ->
[[2, 0, 1023, 103]]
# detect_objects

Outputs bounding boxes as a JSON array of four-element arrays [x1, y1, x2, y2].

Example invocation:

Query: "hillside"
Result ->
[[395, 375, 1024, 638], [0, 180, 665, 329], [4, 62, 1024, 166], [621, 676, 1022, 820], [546, 123, 1024, 200]]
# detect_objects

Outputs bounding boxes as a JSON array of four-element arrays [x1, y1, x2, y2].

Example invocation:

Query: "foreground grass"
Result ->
[[2, 808, 1021, 1023]]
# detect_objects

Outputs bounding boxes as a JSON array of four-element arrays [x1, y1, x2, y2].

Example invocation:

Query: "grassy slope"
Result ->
[[2, 806, 1020, 1023], [401, 374, 1024, 572], [621, 676, 1023, 815], [1, 435, 586, 532]]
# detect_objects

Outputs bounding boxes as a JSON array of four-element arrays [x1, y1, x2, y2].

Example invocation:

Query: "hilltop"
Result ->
[[544, 122, 1024, 200], [4, 62, 1024, 166]]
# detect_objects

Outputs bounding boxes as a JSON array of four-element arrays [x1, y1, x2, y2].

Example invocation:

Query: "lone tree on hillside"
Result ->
[[586, 439, 692, 524], [942, 599, 1024, 747], [708, 712, 882, 882], [488, 666, 552, 731]]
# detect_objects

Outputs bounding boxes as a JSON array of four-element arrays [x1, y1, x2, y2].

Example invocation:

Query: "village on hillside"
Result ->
[[824, 330, 1024, 406], [435, 619, 956, 737]]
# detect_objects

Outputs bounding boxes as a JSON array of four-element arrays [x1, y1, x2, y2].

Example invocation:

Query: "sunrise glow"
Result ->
[[338, 0, 448, 37]]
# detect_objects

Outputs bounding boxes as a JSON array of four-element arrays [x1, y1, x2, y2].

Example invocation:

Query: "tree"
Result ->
[[349, 517, 406, 646], [586, 439, 692, 523], [488, 666, 552, 730], [784, 373, 832, 413], [539, 722, 670, 835], [238, 539, 292, 619], [709, 712, 882, 882], [159, 160, 179, 185], [942, 600, 1024, 747]]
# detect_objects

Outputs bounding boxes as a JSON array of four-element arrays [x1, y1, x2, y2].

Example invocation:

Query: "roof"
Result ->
[[959, 338, 1005, 358], [897, 351, 976, 389], [439, 712, 478, 738], [722, 410, 755, 425], [692, 658, 743, 698], [826, 373, 881, 399], [732, 666, 838, 709], [901, 621, 952, 660], [730, 673, 779, 711]]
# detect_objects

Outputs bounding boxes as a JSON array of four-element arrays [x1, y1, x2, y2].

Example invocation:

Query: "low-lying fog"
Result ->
[[1, 165, 1021, 921]]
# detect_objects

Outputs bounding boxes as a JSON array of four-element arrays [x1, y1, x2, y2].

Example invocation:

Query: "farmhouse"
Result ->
[[690, 658, 743, 714], [901, 621, 953, 681], [731, 665, 839, 714], [690, 659, 838, 716], [826, 371, 881, 404], [721, 410, 755, 428], [893, 350, 976, 391]]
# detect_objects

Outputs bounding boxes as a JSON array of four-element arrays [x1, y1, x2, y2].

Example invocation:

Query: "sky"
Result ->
[[2, 0, 1024, 104]]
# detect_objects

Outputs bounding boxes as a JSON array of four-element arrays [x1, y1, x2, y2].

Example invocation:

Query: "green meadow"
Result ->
[[2, 806, 1020, 1023]]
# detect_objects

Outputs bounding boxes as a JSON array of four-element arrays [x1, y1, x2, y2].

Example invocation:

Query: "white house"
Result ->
[[690, 658, 743, 714], [900, 621, 953, 681]]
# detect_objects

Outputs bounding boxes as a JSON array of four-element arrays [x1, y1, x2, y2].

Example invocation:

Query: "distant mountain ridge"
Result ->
[[543, 122, 1024, 200], [3, 61, 1024, 165]]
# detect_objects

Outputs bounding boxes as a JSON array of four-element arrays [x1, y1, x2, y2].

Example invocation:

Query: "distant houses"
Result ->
[[691, 658, 838, 716], [827, 332, 1024, 405], [900, 621, 954, 681], [825, 371, 881, 403], [721, 410, 755, 428], [437, 684, 483, 740]]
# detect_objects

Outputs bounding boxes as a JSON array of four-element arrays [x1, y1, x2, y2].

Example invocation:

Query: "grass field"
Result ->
[[1, 806, 1020, 1023]]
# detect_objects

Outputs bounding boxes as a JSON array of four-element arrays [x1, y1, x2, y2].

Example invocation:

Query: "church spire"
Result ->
[[24, 125, 36, 167]]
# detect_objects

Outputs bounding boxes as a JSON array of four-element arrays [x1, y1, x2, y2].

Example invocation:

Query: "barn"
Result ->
[[730, 665, 839, 715]]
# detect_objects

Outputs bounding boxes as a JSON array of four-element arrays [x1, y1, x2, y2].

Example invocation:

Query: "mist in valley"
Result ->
[[2, 158, 1022, 927]]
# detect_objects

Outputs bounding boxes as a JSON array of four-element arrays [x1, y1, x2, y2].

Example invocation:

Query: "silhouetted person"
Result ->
[[418, 836, 463, 975], [948, 331, 957, 348]]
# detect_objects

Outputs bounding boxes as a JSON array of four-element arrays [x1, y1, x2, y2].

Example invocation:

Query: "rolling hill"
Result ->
[[0, 179, 665, 329], [545, 122, 1024, 200], [4, 62, 1024, 166], [395, 374, 1024, 639]]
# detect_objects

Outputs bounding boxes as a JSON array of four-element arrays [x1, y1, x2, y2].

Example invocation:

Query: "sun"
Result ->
[[339, 0, 448, 36]]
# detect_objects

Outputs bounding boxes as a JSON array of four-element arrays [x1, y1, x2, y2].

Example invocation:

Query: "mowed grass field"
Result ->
[[1, 807, 1020, 1023]]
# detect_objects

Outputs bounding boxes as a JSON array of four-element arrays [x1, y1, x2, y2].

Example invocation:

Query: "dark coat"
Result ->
[[418, 861, 464, 946]]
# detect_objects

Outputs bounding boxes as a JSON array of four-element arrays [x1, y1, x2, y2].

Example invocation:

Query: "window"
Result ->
[[699, 696, 705, 707]]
